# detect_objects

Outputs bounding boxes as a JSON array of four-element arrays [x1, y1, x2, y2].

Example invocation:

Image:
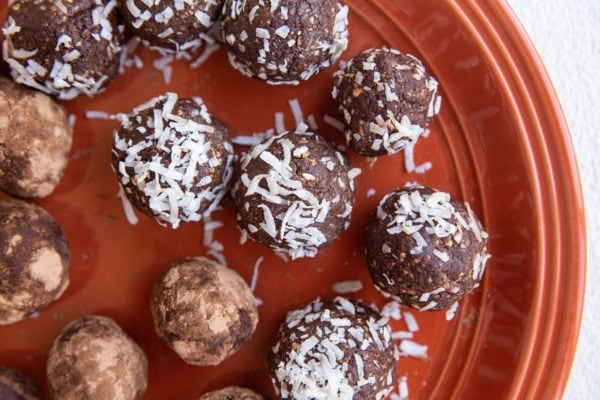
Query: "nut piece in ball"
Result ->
[[198, 386, 265, 400], [366, 184, 491, 311], [269, 297, 397, 400], [150, 257, 259, 366], [0, 77, 73, 198], [0, 200, 70, 325], [112, 93, 234, 229], [0, 367, 41, 400], [220, 0, 349, 84], [232, 130, 360, 259], [46, 316, 148, 400], [333, 48, 442, 156], [2, 0, 123, 99]]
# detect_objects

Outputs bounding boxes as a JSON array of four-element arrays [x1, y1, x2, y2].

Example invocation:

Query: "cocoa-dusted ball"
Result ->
[[198, 387, 265, 400], [232, 130, 360, 259], [220, 0, 349, 84], [0, 200, 70, 325], [2, 0, 123, 100], [333, 48, 442, 156], [122, 0, 224, 53], [150, 257, 259, 366], [46, 316, 148, 400], [0, 77, 73, 198], [0, 367, 41, 400], [365, 184, 491, 311], [112, 93, 234, 229], [269, 297, 397, 400]]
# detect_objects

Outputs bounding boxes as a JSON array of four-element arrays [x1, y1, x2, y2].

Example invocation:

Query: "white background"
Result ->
[[506, 1, 599, 398]]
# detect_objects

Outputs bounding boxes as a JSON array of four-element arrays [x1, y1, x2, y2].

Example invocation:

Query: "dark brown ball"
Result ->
[[197, 386, 265, 400], [269, 298, 397, 400], [365, 185, 491, 311], [333, 48, 442, 156], [220, 0, 349, 84], [2, 0, 123, 99], [231, 130, 360, 259], [0, 367, 40, 400]]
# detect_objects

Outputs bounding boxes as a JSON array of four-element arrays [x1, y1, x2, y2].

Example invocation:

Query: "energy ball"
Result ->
[[220, 0, 349, 85], [232, 130, 360, 259], [365, 184, 491, 311], [269, 297, 396, 400], [46, 316, 148, 400], [198, 387, 265, 400], [0, 200, 70, 325], [122, 0, 224, 53], [333, 48, 442, 156], [150, 257, 259, 366], [0, 77, 73, 198], [2, 0, 123, 100], [0, 367, 41, 400], [112, 93, 234, 229]]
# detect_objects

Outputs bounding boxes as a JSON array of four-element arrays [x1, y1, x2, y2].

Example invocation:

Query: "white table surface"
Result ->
[[505, 1, 599, 399]]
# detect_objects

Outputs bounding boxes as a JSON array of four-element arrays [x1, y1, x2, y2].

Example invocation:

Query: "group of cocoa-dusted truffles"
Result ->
[[0, 0, 491, 399]]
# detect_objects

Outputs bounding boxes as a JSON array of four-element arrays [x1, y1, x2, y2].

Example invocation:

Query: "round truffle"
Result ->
[[112, 93, 234, 229], [46, 316, 148, 400], [150, 257, 259, 366], [0, 200, 70, 325], [231, 130, 360, 259], [0, 367, 40, 400], [2, 0, 123, 100], [365, 184, 491, 311], [0, 77, 73, 198], [122, 0, 223, 53], [333, 48, 442, 156], [198, 387, 265, 400], [269, 297, 397, 400], [220, 0, 349, 84]]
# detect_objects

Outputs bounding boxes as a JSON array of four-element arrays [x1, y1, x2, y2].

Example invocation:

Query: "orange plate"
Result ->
[[0, 0, 586, 399]]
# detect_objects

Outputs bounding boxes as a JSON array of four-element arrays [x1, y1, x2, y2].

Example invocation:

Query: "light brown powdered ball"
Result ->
[[0, 77, 73, 198], [46, 316, 148, 400], [0, 367, 41, 400], [0, 200, 70, 325], [150, 257, 259, 366], [198, 386, 265, 400]]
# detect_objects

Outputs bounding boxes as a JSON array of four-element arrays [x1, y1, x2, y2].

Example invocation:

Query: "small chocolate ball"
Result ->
[[333, 48, 442, 156], [0, 200, 70, 325], [0, 77, 73, 198], [198, 387, 265, 400], [150, 257, 259, 366], [0, 367, 41, 400], [269, 297, 397, 400], [2, 0, 123, 99], [46, 316, 148, 400], [365, 184, 491, 311]]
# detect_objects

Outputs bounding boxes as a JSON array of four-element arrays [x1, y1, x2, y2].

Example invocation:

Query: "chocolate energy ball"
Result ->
[[0, 200, 70, 325], [0, 77, 73, 198], [365, 184, 491, 311], [220, 0, 349, 85], [0, 367, 41, 400], [46, 316, 148, 400], [122, 0, 224, 53], [112, 93, 234, 229], [232, 129, 360, 259], [269, 297, 397, 400], [150, 257, 259, 366], [2, 0, 123, 100], [333, 48, 442, 156], [198, 387, 265, 400]]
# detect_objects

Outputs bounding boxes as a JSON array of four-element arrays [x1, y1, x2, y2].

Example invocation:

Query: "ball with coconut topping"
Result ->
[[333, 48, 442, 156], [2, 0, 123, 100], [365, 184, 491, 311], [219, 0, 349, 85], [0, 200, 70, 326], [0, 367, 41, 400], [198, 387, 265, 400], [268, 297, 397, 400], [122, 0, 224, 54], [112, 93, 234, 229], [231, 129, 360, 259], [150, 257, 259, 366]]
